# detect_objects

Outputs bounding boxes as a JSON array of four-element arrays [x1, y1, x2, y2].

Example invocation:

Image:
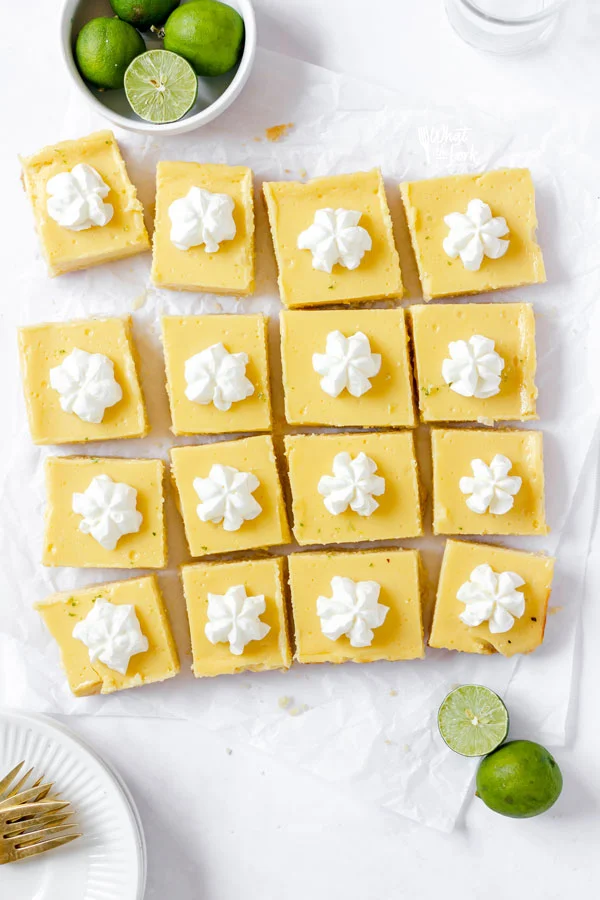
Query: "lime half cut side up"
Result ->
[[124, 49, 198, 123], [437, 685, 509, 757]]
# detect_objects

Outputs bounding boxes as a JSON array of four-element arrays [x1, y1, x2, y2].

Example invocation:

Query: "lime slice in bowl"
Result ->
[[124, 49, 198, 123], [437, 685, 509, 757]]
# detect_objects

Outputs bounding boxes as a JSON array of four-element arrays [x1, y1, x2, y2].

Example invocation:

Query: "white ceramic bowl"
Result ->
[[60, 0, 257, 135]]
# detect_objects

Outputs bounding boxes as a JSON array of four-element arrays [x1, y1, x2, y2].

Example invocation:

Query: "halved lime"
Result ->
[[437, 685, 509, 757], [124, 49, 198, 123]]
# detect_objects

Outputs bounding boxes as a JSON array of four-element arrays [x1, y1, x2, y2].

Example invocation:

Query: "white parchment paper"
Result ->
[[1, 50, 599, 831]]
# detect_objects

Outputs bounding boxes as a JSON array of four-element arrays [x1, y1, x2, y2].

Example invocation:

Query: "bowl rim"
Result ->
[[59, 0, 257, 135]]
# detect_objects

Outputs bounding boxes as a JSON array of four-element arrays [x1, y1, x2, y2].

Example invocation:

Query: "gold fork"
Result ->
[[0, 761, 82, 864]]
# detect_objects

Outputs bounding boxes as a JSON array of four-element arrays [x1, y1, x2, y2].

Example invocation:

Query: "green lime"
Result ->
[[109, 0, 180, 31], [75, 17, 146, 90], [438, 685, 509, 757], [124, 49, 198, 123], [163, 0, 244, 77], [476, 740, 563, 818]]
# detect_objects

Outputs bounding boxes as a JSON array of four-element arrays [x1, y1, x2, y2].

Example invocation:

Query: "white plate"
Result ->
[[0, 709, 146, 900]]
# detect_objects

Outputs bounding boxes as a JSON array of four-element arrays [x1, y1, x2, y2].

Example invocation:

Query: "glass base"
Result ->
[[445, 0, 562, 55]]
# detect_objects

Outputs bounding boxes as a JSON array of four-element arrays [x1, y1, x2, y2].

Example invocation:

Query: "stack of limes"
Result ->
[[438, 685, 563, 818], [74, 0, 245, 123]]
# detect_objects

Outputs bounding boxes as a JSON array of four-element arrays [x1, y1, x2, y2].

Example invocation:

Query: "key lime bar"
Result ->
[[285, 431, 422, 546], [431, 428, 548, 536], [181, 557, 292, 677], [42, 456, 167, 570], [21, 130, 149, 276], [288, 548, 424, 665], [152, 161, 255, 294], [280, 308, 415, 428], [409, 303, 538, 424], [36, 576, 179, 696], [264, 170, 403, 308], [18, 316, 148, 445], [429, 540, 554, 657], [161, 314, 272, 435], [400, 168, 545, 300], [170, 435, 290, 558]]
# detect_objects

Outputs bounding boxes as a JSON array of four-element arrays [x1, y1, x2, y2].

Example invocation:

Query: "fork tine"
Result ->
[[30, 783, 53, 803], [14, 832, 81, 860], [14, 823, 80, 846], [0, 762, 25, 797], [0, 799, 71, 822], [5, 768, 33, 798], [0, 783, 55, 810], [2, 812, 74, 838], [10, 772, 53, 804], [6, 768, 35, 799]]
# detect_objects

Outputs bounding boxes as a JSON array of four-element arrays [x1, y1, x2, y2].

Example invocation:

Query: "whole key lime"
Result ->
[[109, 0, 180, 31], [163, 0, 245, 77], [476, 740, 563, 818], [75, 17, 146, 89]]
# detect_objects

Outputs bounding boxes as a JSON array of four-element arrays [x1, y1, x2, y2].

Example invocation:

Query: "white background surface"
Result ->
[[2, 1, 600, 897]]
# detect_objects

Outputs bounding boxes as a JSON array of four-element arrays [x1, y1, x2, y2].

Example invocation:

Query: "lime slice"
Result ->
[[124, 49, 198, 123], [437, 685, 509, 757]]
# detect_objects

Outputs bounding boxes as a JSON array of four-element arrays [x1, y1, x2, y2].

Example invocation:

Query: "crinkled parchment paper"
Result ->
[[1, 50, 599, 831]]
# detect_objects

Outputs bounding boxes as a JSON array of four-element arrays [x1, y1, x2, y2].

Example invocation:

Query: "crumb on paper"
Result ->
[[299, 168, 307, 179], [225, 747, 233, 756], [389, 688, 398, 697], [131, 290, 147, 311], [265, 123, 294, 143], [549, 606, 563, 615], [403, 744, 411, 753], [253, 137, 262, 143], [279, 695, 309, 717]]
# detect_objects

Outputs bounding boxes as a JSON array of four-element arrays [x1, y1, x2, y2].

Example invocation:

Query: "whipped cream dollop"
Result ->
[[168, 187, 236, 252], [72, 474, 143, 551], [442, 335, 504, 399], [313, 330, 381, 398], [443, 199, 509, 271], [72, 598, 149, 675], [49, 348, 123, 424], [460, 455, 522, 515], [46, 164, 113, 231], [205, 585, 270, 656], [194, 464, 262, 532], [318, 452, 385, 517], [317, 576, 389, 648], [457, 564, 525, 634], [184, 343, 254, 412], [297, 208, 372, 273]]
